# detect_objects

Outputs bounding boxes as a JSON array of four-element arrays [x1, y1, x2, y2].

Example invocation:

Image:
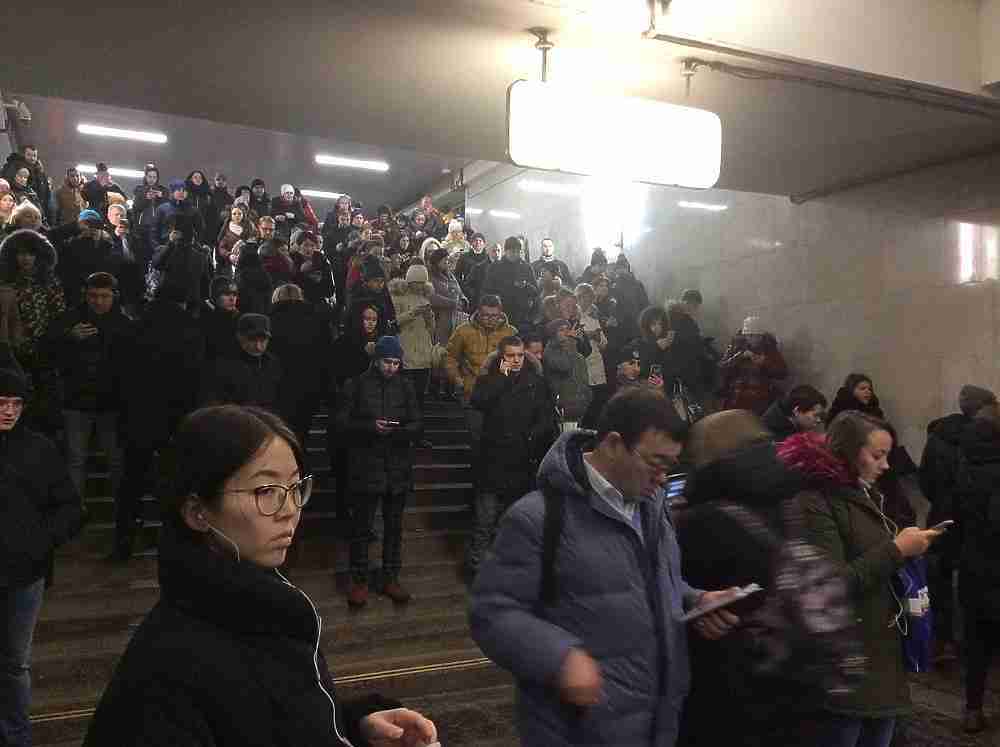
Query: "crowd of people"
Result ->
[[1, 141, 999, 747]]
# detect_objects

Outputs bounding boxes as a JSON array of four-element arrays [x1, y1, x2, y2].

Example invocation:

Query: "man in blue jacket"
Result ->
[[470, 388, 738, 746]]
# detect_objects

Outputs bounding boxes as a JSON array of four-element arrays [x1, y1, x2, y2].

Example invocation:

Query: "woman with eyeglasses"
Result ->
[[84, 405, 437, 747], [777, 411, 942, 747]]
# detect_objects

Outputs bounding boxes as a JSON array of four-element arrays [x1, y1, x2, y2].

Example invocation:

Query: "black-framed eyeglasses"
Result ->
[[224, 475, 313, 516]]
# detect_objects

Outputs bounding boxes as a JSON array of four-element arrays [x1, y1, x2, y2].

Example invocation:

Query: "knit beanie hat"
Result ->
[[960, 385, 998, 416], [362, 257, 386, 281], [210, 276, 238, 300], [0, 367, 28, 399], [546, 318, 571, 338], [373, 335, 404, 361], [168, 179, 186, 192], [405, 264, 430, 283]]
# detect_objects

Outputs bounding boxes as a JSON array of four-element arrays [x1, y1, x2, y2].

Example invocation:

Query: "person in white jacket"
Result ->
[[388, 264, 436, 406]]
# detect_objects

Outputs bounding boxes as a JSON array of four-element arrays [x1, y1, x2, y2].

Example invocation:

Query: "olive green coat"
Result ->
[[798, 484, 911, 718]]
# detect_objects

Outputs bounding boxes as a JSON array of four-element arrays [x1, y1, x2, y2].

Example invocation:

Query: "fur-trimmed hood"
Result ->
[[480, 349, 542, 376], [0, 228, 58, 283], [388, 277, 433, 297], [776, 431, 853, 487]]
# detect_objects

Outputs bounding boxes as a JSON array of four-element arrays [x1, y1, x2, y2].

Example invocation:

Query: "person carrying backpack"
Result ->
[[675, 410, 862, 747], [469, 389, 739, 747]]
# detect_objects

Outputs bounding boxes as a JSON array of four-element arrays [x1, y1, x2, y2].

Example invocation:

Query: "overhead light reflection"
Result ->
[[76, 163, 145, 179], [489, 210, 521, 220], [300, 189, 343, 200], [518, 179, 583, 196], [678, 200, 728, 212], [77, 124, 167, 144], [315, 154, 390, 172]]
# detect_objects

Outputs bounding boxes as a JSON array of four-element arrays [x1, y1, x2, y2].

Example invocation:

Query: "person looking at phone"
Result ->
[[543, 319, 592, 432], [470, 389, 739, 747], [613, 346, 664, 393], [626, 305, 674, 394], [269, 184, 306, 243], [778, 411, 944, 747], [465, 335, 553, 580], [336, 335, 422, 608]]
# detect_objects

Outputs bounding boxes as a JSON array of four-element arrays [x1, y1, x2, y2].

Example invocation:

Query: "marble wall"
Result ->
[[466, 156, 1000, 457]]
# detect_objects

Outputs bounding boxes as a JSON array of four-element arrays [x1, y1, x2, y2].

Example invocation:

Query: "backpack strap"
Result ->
[[539, 482, 566, 607]]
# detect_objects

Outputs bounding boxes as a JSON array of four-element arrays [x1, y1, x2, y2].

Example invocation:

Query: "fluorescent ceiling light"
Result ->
[[489, 210, 521, 220], [76, 163, 146, 179], [77, 123, 167, 144], [518, 179, 583, 196], [677, 200, 728, 212], [507, 80, 721, 189], [299, 189, 343, 200], [315, 154, 390, 172], [465, 208, 484, 215]]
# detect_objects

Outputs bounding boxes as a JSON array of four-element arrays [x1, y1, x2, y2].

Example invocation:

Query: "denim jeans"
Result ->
[[63, 409, 123, 503], [0, 579, 45, 747], [817, 715, 895, 747]]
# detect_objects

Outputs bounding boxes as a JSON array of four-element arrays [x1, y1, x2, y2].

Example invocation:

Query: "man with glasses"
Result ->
[[336, 335, 422, 608], [201, 314, 282, 413], [470, 388, 739, 747], [0, 363, 81, 746]]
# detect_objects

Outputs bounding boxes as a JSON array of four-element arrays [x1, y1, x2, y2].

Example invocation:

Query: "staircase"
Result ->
[[29, 399, 517, 746]]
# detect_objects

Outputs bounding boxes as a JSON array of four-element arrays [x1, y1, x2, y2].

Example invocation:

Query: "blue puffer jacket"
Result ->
[[470, 431, 702, 746]]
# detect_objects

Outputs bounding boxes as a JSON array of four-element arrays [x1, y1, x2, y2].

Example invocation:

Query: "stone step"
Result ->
[[31, 661, 511, 747], [56, 526, 468, 570], [37, 560, 468, 641]]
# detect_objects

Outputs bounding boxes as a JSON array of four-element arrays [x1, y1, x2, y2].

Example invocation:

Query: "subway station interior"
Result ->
[[5, 1, 1000, 745]]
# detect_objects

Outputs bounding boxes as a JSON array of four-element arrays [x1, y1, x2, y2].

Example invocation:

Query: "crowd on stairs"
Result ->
[[0, 143, 998, 746]]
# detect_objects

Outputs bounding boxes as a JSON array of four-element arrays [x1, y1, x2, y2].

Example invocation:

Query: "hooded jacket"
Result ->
[[445, 311, 518, 398], [777, 432, 910, 719], [761, 399, 798, 443], [470, 430, 702, 747], [0, 230, 65, 356], [154, 198, 206, 246], [0, 416, 82, 586], [543, 338, 593, 422], [83, 523, 398, 747], [918, 412, 970, 546], [3, 152, 50, 220], [388, 278, 435, 369], [674, 441, 820, 744]]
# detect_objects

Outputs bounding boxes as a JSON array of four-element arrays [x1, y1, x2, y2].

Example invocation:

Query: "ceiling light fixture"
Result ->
[[677, 200, 728, 211], [76, 163, 146, 179], [518, 179, 583, 196], [315, 154, 390, 172], [465, 208, 484, 215], [508, 80, 721, 188], [489, 210, 521, 220], [77, 123, 167, 144], [299, 189, 344, 200]]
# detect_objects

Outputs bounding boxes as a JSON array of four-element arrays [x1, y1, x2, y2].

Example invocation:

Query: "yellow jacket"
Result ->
[[445, 312, 518, 398]]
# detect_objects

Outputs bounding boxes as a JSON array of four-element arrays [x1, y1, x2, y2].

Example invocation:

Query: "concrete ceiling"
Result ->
[[12, 94, 468, 212], [8, 0, 1000, 199]]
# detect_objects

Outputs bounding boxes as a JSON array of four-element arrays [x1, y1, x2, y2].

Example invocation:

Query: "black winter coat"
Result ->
[[207, 186, 233, 243], [132, 183, 169, 247], [471, 356, 554, 491], [336, 368, 422, 494], [674, 442, 818, 746], [269, 299, 332, 406], [120, 301, 205, 448], [609, 272, 648, 341], [152, 240, 212, 308], [919, 412, 970, 558], [82, 179, 125, 215], [83, 524, 398, 747], [236, 246, 274, 316], [0, 423, 82, 586], [456, 251, 490, 298], [531, 257, 574, 287], [957, 419, 1000, 619], [57, 234, 127, 307], [482, 259, 538, 328], [762, 400, 798, 443], [201, 350, 283, 412], [45, 305, 134, 411], [200, 307, 240, 363], [154, 199, 207, 245]]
